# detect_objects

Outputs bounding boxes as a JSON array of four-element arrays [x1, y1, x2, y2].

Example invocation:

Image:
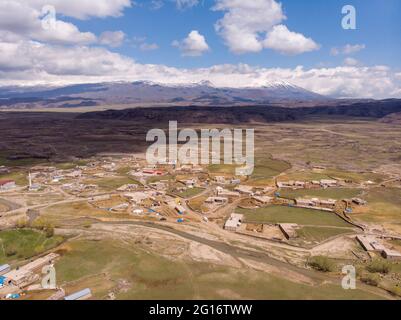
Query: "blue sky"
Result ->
[[68, 0, 401, 69], [0, 0, 400, 98]]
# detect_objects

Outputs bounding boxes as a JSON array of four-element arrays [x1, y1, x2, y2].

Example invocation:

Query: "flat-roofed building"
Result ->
[[252, 195, 273, 205], [0, 264, 10, 276], [205, 197, 228, 205], [356, 235, 376, 251], [64, 288, 92, 301], [382, 249, 401, 261], [21, 253, 59, 273], [0, 180, 16, 191], [217, 188, 240, 198], [294, 181, 306, 188], [234, 185, 254, 196], [2, 269, 38, 287], [224, 213, 244, 232], [295, 198, 315, 207], [215, 176, 228, 184], [320, 179, 338, 188], [352, 198, 367, 206], [319, 199, 337, 207], [279, 223, 299, 240], [124, 192, 149, 205]]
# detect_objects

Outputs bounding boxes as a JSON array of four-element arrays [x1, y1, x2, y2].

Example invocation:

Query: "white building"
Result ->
[[0, 180, 16, 191], [234, 185, 254, 196], [252, 195, 273, 205], [224, 213, 244, 232], [320, 179, 338, 188], [0, 264, 11, 276], [205, 197, 228, 205]]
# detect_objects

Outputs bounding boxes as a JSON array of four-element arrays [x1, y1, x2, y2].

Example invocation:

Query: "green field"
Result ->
[[54, 239, 384, 300], [175, 187, 205, 199], [208, 157, 290, 181], [297, 226, 354, 242], [279, 188, 362, 200], [237, 205, 351, 227], [279, 169, 385, 185], [208, 164, 238, 175], [278, 171, 332, 182], [54, 160, 88, 170], [0, 171, 28, 185], [322, 169, 386, 184], [354, 188, 401, 224], [251, 157, 291, 180], [85, 176, 139, 191], [0, 229, 64, 264]]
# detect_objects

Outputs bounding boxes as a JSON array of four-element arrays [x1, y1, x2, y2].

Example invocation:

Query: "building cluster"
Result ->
[[277, 179, 339, 189], [356, 235, 401, 261], [294, 197, 337, 211], [0, 253, 93, 300], [0, 253, 59, 298]]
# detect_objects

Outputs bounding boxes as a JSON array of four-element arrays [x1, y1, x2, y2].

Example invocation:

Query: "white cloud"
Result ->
[[139, 42, 159, 51], [150, 0, 164, 10], [343, 57, 360, 66], [213, 0, 319, 55], [331, 44, 366, 56], [172, 30, 210, 56], [130, 36, 159, 51], [176, 0, 200, 10], [0, 1, 97, 45], [99, 31, 125, 47], [25, 0, 132, 19], [0, 39, 400, 99], [0, 0, 398, 100], [264, 25, 320, 55]]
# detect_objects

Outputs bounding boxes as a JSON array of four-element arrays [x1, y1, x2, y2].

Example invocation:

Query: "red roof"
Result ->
[[0, 179, 15, 186]]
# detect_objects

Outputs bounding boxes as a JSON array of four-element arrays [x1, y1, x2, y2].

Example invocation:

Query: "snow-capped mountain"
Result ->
[[0, 80, 329, 109]]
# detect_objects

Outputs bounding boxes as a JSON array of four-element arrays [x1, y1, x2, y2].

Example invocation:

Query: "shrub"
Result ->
[[32, 217, 47, 230], [16, 218, 28, 229], [366, 259, 392, 274], [389, 285, 401, 297], [45, 226, 54, 238], [5, 245, 17, 257], [307, 256, 335, 272], [359, 273, 380, 286]]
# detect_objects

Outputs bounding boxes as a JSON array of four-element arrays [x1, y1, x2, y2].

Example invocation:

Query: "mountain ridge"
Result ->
[[0, 80, 330, 109]]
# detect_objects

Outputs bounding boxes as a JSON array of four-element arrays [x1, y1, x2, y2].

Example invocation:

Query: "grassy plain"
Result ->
[[0, 229, 64, 264], [296, 226, 354, 242], [237, 206, 351, 227], [55, 239, 384, 300], [279, 188, 362, 200]]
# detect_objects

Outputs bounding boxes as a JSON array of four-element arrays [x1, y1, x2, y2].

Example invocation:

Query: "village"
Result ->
[[0, 153, 401, 300]]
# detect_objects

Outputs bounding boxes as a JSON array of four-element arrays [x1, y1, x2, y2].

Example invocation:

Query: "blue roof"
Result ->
[[64, 288, 92, 300], [0, 276, 5, 285]]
